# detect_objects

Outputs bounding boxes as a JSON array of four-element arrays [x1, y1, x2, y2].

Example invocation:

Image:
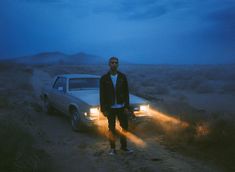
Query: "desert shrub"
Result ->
[[0, 62, 19, 73], [137, 82, 169, 97], [221, 81, 235, 93], [198, 67, 222, 80], [170, 75, 215, 94], [0, 120, 52, 172], [150, 111, 235, 171], [188, 76, 206, 89], [0, 96, 9, 108], [0, 63, 10, 73], [139, 77, 155, 87], [19, 82, 33, 91], [140, 86, 156, 95], [30, 102, 43, 112], [192, 115, 235, 171], [128, 78, 141, 93], [212, 66, 235, 81], [153, 84, 169, 95], [23, 67, 33, 74], [170, 80, 188, 90], [194, 82, 214, 93], [13, 71, 33, 91]]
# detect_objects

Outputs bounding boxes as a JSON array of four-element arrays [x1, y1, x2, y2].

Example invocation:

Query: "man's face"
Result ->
[[109, 59, 119, 71]]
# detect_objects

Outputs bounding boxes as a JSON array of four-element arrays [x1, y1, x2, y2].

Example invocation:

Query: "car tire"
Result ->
[[43, 98, 54, 115], [71, 109, 84, 132]]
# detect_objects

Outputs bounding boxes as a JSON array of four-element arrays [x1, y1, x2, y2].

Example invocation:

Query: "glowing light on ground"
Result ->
[[94, 115, 147, 148], [149, 108, 189, 131], [196, 122, 210, 137], [116, 124, 147, 148], [94, 108, 194, 148]]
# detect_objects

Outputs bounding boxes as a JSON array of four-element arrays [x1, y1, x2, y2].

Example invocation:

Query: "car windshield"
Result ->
[[69, 78, 99, 91]]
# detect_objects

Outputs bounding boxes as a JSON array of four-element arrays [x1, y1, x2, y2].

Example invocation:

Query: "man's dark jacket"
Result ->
[[99, 71, 130, 115]]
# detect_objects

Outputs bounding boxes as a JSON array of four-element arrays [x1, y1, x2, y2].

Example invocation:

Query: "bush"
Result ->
[[221, 81, 235, 93], [0, 96, 9, 108], [152, 111, 235, 171], [194, 82, 214, 93], [0, 120, 52, 172], [154, 84, 169, 95]]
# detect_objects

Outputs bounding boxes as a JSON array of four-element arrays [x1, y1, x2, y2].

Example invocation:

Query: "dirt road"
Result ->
[[27, 68, 219, 172]]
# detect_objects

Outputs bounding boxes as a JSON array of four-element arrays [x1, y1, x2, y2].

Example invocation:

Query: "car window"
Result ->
[[69, 78, 99, 91], [53, 77, 66, 92]]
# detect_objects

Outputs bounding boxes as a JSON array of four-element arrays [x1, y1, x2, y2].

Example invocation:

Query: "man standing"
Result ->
[[99, 56, 133, 155]]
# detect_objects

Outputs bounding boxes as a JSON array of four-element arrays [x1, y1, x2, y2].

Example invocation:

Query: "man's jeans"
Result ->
[[107, 107, 128, 149]]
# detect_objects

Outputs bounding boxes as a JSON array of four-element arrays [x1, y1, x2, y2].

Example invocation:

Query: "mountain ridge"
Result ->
[[3, 51, 106, 65]]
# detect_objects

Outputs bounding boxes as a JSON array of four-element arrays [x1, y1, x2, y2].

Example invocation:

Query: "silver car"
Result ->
[[41, 74, 151, 131]]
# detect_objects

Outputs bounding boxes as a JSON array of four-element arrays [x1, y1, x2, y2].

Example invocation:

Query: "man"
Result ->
[[99, 56, 133, 155]]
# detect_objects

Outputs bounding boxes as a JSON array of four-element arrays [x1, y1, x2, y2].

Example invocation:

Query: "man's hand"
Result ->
[[124, 108, 129, 114], [102, 111, 109, 117]]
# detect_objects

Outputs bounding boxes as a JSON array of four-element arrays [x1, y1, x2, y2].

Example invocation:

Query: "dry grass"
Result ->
[[135, 108, 235, 172], [0, 120, 52, 172], [0, 62, 52, 172]]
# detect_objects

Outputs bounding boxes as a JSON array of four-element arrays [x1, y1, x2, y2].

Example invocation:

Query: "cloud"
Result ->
[[120, 3, 168, 20], [9, 0, 189, 20], [207, 5, 235, 26], [18, 0, 63, 3], [93, 0, 188, 20], [203, 4, 235, 43]]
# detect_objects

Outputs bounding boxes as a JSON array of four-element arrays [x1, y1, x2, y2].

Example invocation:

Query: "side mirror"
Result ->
[[58, 86, 64, 92]]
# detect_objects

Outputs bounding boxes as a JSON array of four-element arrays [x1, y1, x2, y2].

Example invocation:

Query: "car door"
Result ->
[[51, 77, 66, 112], [55, 77, 69, 113]]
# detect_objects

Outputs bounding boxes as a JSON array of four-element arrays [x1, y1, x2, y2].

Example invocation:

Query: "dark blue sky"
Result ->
[[0, 0, 235, 64]]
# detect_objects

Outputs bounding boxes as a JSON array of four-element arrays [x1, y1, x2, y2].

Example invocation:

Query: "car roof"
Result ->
[[57, 74, 101, 79]]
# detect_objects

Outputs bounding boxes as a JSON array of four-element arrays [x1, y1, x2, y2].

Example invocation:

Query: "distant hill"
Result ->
[[5, 52, 106, 65]]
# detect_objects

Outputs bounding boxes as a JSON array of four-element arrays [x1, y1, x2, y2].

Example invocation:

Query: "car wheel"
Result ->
[[71, 110, 84, 132], [43, 98, 54, 115]]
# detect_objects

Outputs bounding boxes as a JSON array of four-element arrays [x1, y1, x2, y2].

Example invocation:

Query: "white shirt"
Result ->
[[110, 73, 118, 89], [110, 73, 124, 108]]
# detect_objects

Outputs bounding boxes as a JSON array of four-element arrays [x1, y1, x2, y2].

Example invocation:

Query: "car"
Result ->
[[40, 74, 151, 131]]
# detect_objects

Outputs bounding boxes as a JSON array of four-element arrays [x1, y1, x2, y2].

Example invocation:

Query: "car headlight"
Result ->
[[89, 107, 100, 116], [139, 105, 149, 112]]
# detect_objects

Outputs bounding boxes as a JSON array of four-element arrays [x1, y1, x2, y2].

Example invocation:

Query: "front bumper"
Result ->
[[81, 107, 152, 128]]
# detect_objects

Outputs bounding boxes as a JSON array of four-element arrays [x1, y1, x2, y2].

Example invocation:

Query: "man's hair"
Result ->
[[109, 56, 119, 64]]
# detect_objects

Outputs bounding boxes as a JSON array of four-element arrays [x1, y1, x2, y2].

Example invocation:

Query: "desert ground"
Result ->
[[0, 62, 234, 172]]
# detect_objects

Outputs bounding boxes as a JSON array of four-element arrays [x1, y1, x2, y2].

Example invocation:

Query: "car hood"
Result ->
[[68, 89, 148, 106]]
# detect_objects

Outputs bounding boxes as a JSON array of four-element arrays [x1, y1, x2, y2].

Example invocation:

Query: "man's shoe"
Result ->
[[108, 149, 117, 155], [120, 148, 134, 153]]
